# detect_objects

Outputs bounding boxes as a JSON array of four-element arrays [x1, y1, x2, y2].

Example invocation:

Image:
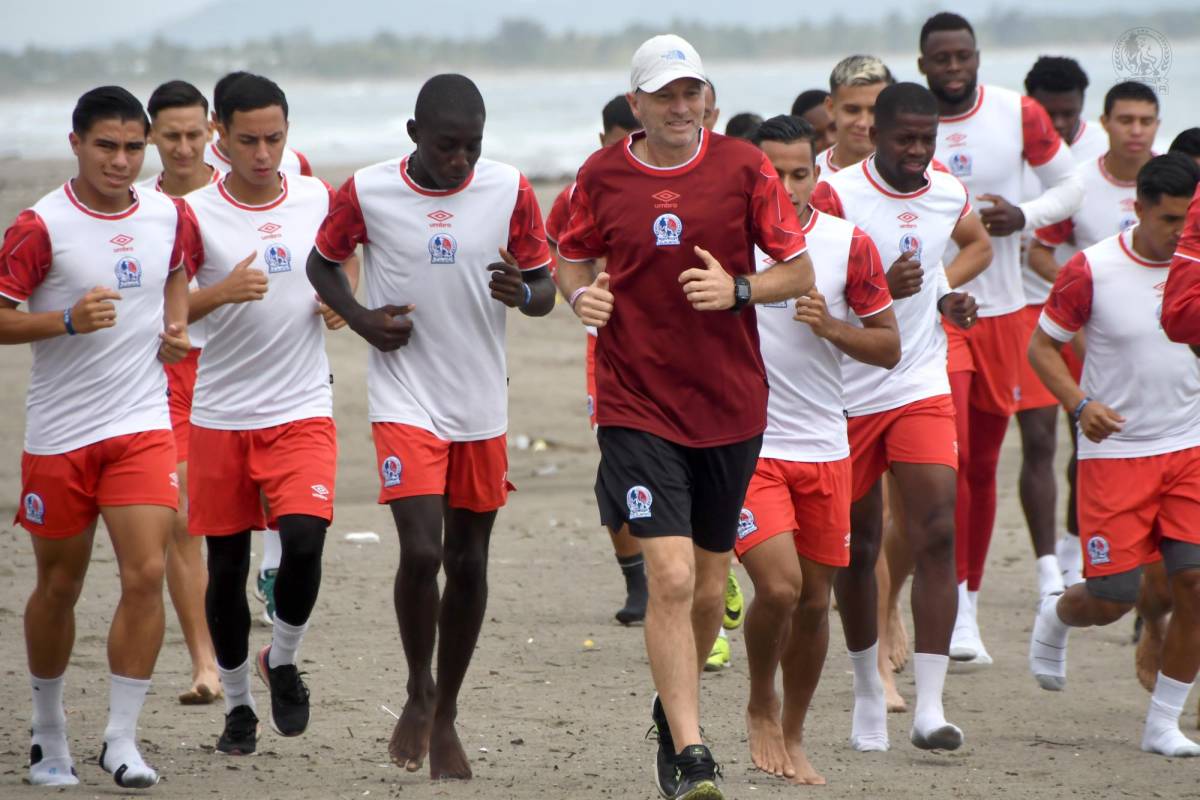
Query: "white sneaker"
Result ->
[[950, 583, 979, 661]]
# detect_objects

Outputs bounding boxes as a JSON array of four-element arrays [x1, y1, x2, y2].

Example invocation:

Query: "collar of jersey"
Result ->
[[939, 85, 985, 123], [209, 141, 233, 166], [63, 180, 140, 220], [1118, 226, 1170, 267], [1098, 153, 1142, 189], [622, 129, 708, 177], [399, 156, 474, 197], [218, 172, 289, 211], [800, 205, 820, 234], [154, 166, 221, 197], [863, 156, 930, 199]]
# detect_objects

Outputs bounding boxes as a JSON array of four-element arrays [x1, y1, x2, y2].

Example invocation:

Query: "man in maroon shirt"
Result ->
[[556, 35, 814, 800], [1162, 185, 1200, 344]]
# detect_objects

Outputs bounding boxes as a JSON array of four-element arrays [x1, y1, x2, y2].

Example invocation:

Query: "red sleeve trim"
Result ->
[[809, 181, 845, 219], [845, 227, 893, 317], [556, 179, 607, 262], [314, 176, 368, 263], [507, 174, 552, 270], [170, 198, 205, 277], [1043, 252, 1093, 332], [1036, 218, 1074, 247], [295, 150, 313, 177], [1021, 96, 1064, 168], [0, 210, 52, 301]]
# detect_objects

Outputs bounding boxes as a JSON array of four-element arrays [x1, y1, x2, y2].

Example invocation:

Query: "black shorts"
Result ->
[[595, 426, 762, 553]]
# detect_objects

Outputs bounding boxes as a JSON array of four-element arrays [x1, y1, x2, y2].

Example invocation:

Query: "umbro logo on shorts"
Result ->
[[311, 484, 330, 500], [169, 472, 179, 489]]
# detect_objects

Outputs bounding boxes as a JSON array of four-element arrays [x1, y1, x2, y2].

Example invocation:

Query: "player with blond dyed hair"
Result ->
[[816, 55, 896, 176]]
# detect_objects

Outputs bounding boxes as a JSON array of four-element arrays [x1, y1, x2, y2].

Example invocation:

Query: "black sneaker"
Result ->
[[672, 744, 723, 800], [647, 694, 678, 798], [216, 705, 260, 755], [256, 645, 310, 736]]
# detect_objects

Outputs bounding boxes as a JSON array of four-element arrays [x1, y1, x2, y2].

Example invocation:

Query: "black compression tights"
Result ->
[[205, 514, 328, 669]]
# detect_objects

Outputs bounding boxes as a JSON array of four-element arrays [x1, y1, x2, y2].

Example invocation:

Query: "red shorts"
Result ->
[[1016, 305, 1058, 411], [586, 332, 598, 430], [372, 423, 512, 512], [164, 348, 201, 462], [942, 311, 1025, 416], [16, 430, 179, 538], [734, 457, 852, 567], [187, 417, 337, 536], [1077, 447, 1200, 578], [848, 395, 958, 501]]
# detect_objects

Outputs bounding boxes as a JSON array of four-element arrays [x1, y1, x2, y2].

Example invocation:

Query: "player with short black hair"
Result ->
[[308, 72, 556, 782], [1170, 128, 1200, 165], [791, 89, 835, 152], [1028, 153, 1200, 758], [725, 112, 763, 141], [2, 84, 194, 788]]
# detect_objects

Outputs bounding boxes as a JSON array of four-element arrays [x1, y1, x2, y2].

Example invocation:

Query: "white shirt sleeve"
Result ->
[[934, 260, 952, 301], [1020, 146, 1084, 231]]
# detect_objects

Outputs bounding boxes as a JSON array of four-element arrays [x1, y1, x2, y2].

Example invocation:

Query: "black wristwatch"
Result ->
[[732, 275, 752, 313]]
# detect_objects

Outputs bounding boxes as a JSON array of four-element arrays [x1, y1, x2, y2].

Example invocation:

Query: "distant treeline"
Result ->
[[2, 10, 1197, 93]]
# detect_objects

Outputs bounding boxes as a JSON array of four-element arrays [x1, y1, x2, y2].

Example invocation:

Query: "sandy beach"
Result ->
[[0, 157, 1196, 799]]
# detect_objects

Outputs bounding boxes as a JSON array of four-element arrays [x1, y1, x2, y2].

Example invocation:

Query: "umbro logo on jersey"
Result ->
[[946, 132, 968, 146], [110, 234, 134, 251], [897, 211, 919, 228], [427, 210, 454, 228], [258, 222, 282, 239], [652, 190, 680, 209]]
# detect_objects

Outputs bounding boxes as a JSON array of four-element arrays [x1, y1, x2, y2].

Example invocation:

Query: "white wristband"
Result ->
[[568, 286, 588, 310]]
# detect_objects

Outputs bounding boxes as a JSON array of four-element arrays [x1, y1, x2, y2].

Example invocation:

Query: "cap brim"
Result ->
[[636, 69, 707, 93]]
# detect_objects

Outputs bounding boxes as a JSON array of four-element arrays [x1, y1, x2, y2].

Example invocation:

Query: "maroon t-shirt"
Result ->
[[558, 130, 807, 447]]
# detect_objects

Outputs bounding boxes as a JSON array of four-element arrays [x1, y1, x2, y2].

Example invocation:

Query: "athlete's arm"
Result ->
[[0, 289, 122, 343], [305, 248, 413, 351], [188, 252, 264, 322], [1020, 149, 1083, 232], [159, 266, 191, 363], [796, 295, 900, 368], [1028, 327, 1123, 442], [486, 249, 555, 317], [1027, 240, 1064, 283], [944, 209, 992, 288], [679, 247, 814, 311], [317, 252, 360, 330]]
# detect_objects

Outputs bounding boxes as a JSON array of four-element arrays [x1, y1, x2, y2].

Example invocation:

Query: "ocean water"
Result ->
[[1, 40, 1196, 180]]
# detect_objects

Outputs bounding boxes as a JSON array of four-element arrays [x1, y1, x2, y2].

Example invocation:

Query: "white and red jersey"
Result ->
[[135, 168, 222, 350], [1040, 227, 1200, 459], [0, 183, 195, 454], [1035, 155, 1140, 256], [756, 208, 892, 461], [207, 141, 312, 177], [315, 156, 552, 441], [811, 156, 968, 416], [936, 84, 1076, 317], [815, 145, 863, 177], [1021, 120, 1109, 304], [186, 173, 333, 429]]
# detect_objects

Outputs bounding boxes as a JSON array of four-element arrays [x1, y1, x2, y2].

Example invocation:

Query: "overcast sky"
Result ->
[[4, 0, 1192, 50]]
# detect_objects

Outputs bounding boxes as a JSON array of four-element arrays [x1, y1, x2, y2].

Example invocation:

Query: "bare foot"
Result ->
[[784, 737, 826, 785], [746, 703, 795, 779], [1135, 618, 1165, 693], [429, 718, 472, 780], [887, 605, 909, 672], [178, 669, 222, 705], [881, 665, 908, 713], [389, 694, 434, 772]]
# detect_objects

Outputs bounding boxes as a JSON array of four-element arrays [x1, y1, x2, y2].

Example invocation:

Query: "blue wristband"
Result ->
[[63, 308, 76, 335], [1071, 396, 1092, 422], [521, 282, 532, 308]]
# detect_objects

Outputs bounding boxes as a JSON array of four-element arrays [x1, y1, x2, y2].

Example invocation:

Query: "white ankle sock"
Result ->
[[1142, 673, 1200, 757], [219, 659, 256, 714], [29, 674, 76, 786], [1036, 554, 1065, 598], [910, 653, 963, 749], [1056, 535, 1083, 585], [260, 529, 282, 575], [100, 674, 157, 788], [848, 643, 888, 751], [967, 590, 981, 621], [269, 617, 308, 668], [1029, 594, 1069, 690]]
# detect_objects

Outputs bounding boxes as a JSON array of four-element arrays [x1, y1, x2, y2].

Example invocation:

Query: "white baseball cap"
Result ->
[[630, 34, 707, 93]]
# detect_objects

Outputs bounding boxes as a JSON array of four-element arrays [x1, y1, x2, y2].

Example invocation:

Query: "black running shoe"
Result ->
[[216, 704, 260, 755], [647, 694, 678, 798], [256, 645, 310, 736], [672, 744, 723, 800]]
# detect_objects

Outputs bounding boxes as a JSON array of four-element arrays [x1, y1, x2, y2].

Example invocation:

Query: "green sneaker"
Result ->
[[722, 571, 744, 630], [704, 632, 730, 672], [256, 568, 277, 626]]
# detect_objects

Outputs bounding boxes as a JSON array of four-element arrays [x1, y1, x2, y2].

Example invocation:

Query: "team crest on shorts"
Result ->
[[653, 214, 683, 246], [265, 243, 292, 273], [1087, 535, 1112, 566], [115, 256, 142, 288], [382, 456, 402, 488], [898, 233, 923, 262], [737, 508, 757, 540], [948, 152, 973, 178], [627, 485, 653, 519], [23, 492, 45, 525], [429, 233, 457, 264]]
